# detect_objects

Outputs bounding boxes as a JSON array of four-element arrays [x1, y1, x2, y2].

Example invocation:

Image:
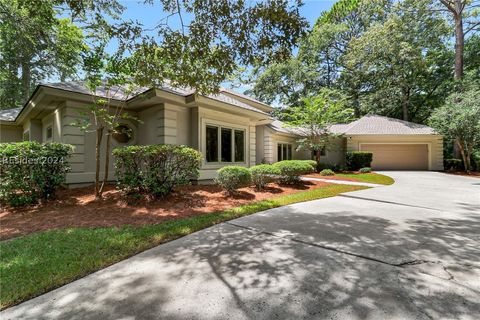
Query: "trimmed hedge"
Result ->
[[215, 166, 251, 193], [250, 164, 280, 189], [273, 160, 315, 184], [0, 142, 73, 206], [113, 145, 202, 198], [320, 169, 335, 176], [359, 167, 372, 173], [346, 151, 373, 171]]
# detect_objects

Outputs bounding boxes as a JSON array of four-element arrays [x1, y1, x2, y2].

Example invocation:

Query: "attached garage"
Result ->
[[330, 115, 444, 171], [360, 144, 429, 170]]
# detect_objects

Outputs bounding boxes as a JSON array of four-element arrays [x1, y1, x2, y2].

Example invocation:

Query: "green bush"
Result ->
[[113, 145, 202, 198], [359, 167, 372, 173], [273, 160, 314, 184], [0, 142, 73, 206], [250, 164, 280, 189], [346, 151, 373, 170], [471, 151, 480, 171], [215, 166, 252, 194], [320, 169, 335, 176], [443, 158, 463, 171]]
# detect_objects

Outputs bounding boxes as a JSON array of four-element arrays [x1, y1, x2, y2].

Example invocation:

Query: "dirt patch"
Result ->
[[0, 180, 331, 240]]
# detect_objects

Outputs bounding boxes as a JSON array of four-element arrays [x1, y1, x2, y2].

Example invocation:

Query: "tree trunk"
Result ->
[[402, 87, 409, 121], [99, 130, 112, 195], [456, 139, 469, 172], [453, 3, 464, 81], [95, 127, 104, 199], [21, 62, 31, 102], [315, 149, 321, 172]]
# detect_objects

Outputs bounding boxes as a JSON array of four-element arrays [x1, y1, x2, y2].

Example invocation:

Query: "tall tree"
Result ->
[[249, 0, 393, 114], [429, 77, 480, 171], [0, 0, 84, 108], [438, 0, 480, 81], [129, 0, 308, 94], [343, 0, 451, 121]]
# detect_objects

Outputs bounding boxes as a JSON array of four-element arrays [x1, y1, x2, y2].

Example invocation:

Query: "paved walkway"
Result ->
[[2, 171, 480, 320]]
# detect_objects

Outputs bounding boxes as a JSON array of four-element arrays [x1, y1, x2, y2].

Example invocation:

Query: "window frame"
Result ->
[[46, 125, 53, 141], [277, 143, 293, 161], [204, 122, 247, 166]]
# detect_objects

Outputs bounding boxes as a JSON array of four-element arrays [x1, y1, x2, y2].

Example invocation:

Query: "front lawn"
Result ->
[[0, 183, 367, 310], [336, 173, 395, 185]]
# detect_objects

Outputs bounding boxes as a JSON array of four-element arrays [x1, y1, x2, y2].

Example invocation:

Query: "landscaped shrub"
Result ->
[[113, 145, 202, 198], [346, 151, 373, 171], [113, 145, 145, 194], [443, 158, 463, 171], [302, 160, 318, 172], [215, 166, 251, 194], [273, 160, 314, 184], [359, 167, 372, 173], [250, 164, 280, 189], [320, 169, 335, 176], [0, 141, 73, 206]]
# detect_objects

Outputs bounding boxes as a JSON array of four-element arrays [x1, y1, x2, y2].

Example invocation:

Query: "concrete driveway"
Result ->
[[2, 172, 480, 319]]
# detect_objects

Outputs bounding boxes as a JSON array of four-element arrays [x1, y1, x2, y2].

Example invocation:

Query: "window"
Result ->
[[312, 147, 326, 159], [234, 130, 245, 162], [205, 125, 245, 163], [221, 128, 232, 162], [277, 143, 293, 161], [46, 126, 53, 140], [206, 125, 219, 162]]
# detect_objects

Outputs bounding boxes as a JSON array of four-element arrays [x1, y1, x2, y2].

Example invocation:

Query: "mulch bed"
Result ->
[[0, 180, 331, 240], [442, 171, 480, 178]]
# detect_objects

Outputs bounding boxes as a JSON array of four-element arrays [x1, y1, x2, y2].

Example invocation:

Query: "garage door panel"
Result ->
[[361, 144, 428, 170]]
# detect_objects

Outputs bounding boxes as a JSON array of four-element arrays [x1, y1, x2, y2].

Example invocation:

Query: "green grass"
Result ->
[[336, 173, 395, 185], [0, 183, 367, 310]]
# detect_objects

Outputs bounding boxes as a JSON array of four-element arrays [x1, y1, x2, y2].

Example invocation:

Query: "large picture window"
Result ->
[[205, 125, 245, 163], [277, 143, 293, 161]]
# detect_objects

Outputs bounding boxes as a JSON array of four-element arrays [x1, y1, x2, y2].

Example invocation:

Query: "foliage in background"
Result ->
[[0, 0, 85, 109], [345, 151, 373, 171], [0, 142, 72, 206], [249, 0, 479, 125], [215, 166, 252, 194], [113, 145, 202, 198], [429, 79, 480, 172]]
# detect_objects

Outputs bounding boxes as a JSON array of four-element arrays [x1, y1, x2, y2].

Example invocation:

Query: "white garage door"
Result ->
[[361, 144, 429, 170]]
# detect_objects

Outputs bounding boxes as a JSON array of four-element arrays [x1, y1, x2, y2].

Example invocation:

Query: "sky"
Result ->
[[118, 0, 337, 30]]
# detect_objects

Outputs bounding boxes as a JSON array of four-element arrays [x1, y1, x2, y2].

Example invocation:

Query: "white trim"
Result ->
[[359, 142, 431, 170]]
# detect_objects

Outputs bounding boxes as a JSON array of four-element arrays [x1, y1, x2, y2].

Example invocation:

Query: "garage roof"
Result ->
[[330, 115, 437, 135]]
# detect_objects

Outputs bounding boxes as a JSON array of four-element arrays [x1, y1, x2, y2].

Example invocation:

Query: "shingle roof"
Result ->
[[338, 115, 436, 135], [0, 108, 22, 121], [270, 115, 437, 136], [43, 81, 266, 115], [220, 87, 270, 107], [267, 120, 303, 135]]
